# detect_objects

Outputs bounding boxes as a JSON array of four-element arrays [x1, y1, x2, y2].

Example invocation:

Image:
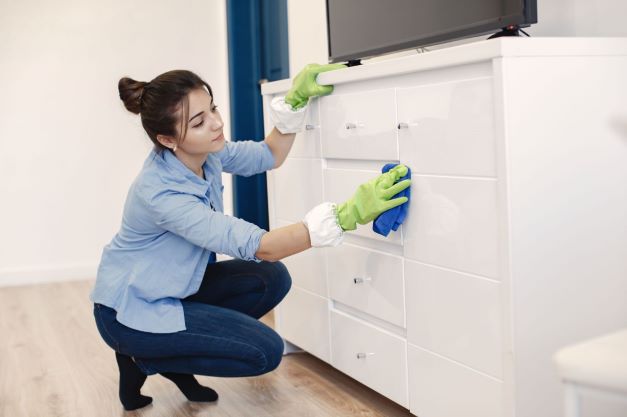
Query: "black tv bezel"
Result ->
[[326, 0, 538, 63]]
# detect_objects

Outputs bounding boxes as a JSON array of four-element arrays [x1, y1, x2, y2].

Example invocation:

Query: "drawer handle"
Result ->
[[356, 352, 375, 359], [305, 124, 319, 130], [353, 276, 372, 284], [397, 122, 418, 129], [345, 122, 364, 130]]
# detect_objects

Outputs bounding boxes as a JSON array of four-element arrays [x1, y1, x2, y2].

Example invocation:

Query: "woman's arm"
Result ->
[[255, 223, 311, 262], [264, 127, 296, 169], [265, 64, 346, 169], [255, 165, 412, 262]]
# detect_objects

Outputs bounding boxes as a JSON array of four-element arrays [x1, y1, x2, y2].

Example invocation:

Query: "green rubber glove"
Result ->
[[337, 164, 411, 231], [285, 63, 346, 110]]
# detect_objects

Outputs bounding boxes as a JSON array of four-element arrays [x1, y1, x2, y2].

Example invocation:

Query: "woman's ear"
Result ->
[[157, 134, 177, 151]]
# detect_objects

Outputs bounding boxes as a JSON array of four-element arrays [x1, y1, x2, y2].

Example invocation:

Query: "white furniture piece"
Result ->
[[260, 38, 627, 417], [554, 329, 627, 417]]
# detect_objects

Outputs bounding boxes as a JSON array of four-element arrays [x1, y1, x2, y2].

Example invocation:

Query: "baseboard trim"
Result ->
[[0, 264, 97, 287]]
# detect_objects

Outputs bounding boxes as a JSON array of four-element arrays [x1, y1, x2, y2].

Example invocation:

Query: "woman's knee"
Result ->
[[259, 329, 285, 373], [246, 325, 284, 375]]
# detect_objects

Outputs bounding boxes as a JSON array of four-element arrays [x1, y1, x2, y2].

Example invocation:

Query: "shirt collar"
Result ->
[[156, 149, 211, 195]]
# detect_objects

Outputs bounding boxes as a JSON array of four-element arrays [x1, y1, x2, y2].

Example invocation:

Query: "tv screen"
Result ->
[[326, 0, 538, 62]]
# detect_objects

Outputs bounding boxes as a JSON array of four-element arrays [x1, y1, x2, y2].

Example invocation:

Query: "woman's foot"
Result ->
[[160, 372, 219, 402], [115, 352, 153, 410]]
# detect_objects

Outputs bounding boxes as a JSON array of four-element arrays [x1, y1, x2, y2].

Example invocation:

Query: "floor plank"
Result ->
[[0, 280, 414, 417]]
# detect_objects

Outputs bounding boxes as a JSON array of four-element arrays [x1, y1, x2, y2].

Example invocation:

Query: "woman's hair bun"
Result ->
[[118, 77, 149, 114]]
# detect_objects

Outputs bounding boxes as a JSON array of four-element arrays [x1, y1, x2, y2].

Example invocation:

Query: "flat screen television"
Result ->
[[326, 0, 538, 63]]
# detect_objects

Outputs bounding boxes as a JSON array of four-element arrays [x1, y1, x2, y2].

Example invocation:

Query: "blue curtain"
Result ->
[[226, 0, 289, 230]]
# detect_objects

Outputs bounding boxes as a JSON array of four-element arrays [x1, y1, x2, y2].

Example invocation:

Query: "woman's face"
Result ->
[[176, 87, 225, 155]]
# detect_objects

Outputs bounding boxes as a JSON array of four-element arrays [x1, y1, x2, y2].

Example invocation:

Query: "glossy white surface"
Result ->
[[500, 55, 627, 417], [263, 39, 627, 417], [407, 343, 503, 417], [263, 39, 627, 97], [405, 260, 503, 378], [327, 244, 405, 327], [320, 88, 398, 161], [273, 157, 324, 223], [330, 309, 408, 407], [275, 219, 328, 297], [402, 175, 499, 279], [288, 97, 323, 158], [397, 77, 496, 177], [321, 38, 627, 92], [323, 168, 403, 245], [278, 286, 330, 362]]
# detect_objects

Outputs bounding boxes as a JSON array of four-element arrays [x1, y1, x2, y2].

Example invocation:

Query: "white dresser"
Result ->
[[260, 38, 627, 417]]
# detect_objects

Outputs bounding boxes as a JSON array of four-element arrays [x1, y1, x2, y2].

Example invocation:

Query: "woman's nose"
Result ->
[[211, 117, 223, 130]]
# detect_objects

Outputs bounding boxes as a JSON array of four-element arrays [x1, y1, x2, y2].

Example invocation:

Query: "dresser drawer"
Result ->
[[327, 244, 404, 327], [289, 97, 323, 158], [320, 89, 398, 161], [323, 168, 403, 245], [397, 77, 496, 177], [276, 220, 328, 297], [278, 287, 330, 362], [272, 157, 323, 222], [402, 175, 498, 279], [405, 260, 503, 378], [408, 343, 503, 417], [330, 309, 408, 407]]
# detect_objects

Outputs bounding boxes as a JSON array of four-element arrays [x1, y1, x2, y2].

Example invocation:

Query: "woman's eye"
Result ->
[[194, 121, 204, 128], [211, 105, 218, 112]]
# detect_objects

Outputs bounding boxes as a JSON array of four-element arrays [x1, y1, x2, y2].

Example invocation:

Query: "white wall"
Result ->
[[286, 0, 627, 72], [0, 0, 232, 285], [287, 0, 329, 77], [532, 0, 627, 36]]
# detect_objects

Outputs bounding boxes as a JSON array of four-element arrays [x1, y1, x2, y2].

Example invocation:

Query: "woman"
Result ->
[[90, 64, 411, 410]]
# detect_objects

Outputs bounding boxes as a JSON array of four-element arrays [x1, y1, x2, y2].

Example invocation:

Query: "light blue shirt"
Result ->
[[90, 140, 275, 333]]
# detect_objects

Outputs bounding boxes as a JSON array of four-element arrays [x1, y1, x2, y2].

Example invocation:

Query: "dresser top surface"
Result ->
[[261, 37, 627, 95]]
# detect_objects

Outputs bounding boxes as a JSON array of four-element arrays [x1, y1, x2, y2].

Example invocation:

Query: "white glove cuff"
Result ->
[[270, 96, 308, 134], [303, 202, 344, 247]]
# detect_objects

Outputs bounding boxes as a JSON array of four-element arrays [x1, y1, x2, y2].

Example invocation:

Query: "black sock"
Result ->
[[115, 352, 153, 410], [160, 372, 218, 402]]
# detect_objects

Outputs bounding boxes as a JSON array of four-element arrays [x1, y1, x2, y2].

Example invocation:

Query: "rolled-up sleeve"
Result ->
[[217, 140, 275, 177], [138, 187, 266, 262]]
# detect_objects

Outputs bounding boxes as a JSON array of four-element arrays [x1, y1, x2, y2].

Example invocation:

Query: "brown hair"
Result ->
[[118, 70, 213, 151]]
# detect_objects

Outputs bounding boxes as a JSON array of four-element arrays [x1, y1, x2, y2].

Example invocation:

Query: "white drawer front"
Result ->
[[278, 287, 330, 362], [405, 260, 503, 378], [327, 244, 404, 327], [330, 310, 408, 407], [408, 344, 503, 417], [320, 89, 398, 161], [273, 158, 323, 222], [289, 98, 322, 158], [277, 220, 328, 297], [402, 176, 498, 279], [323, 168, 403, 245], [397, 77, 496, 177]]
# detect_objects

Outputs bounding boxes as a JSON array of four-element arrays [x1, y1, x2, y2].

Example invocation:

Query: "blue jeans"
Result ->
[[93, 259, 292, 376]]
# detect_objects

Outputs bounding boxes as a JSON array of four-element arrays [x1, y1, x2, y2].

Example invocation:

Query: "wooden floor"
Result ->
[[0, 280, 414, 417]]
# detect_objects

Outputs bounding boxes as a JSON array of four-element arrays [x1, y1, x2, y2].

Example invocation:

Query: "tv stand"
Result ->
[[488, 25, 529, 39], [261, 38, 627, 417]]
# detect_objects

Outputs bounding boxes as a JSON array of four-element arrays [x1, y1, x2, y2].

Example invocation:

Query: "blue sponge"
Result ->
[[372, 163, 411, 237]]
